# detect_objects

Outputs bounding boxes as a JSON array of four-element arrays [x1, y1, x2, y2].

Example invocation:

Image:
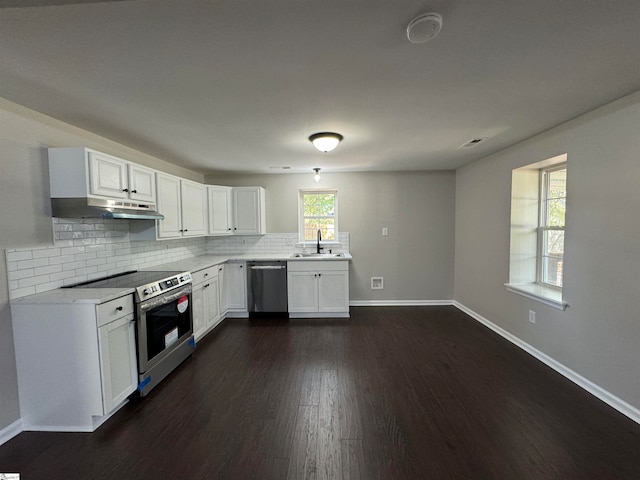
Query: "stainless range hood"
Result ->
[[51, 197, 164, 220]]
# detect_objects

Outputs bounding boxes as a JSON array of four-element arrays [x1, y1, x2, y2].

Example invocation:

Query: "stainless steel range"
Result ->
[[66, 270, 195, 396]]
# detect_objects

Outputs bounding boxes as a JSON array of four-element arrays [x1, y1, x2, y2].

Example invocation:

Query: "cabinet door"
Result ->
[[318, 270, 349, 313], [156, 173, 182, 238], [233, 187, 265, 235], [218, 264, 227, 313], [192, 281, 207, 341], [181, 180, 207, 236], [205, 276, 221, 329], [98, 314, 138, 414], [208, 186, 233, 235], [128, 164, 156, 203], [223, 262, 247, 311], [287, 271, 318, 313], [88, 151, 128, 199]]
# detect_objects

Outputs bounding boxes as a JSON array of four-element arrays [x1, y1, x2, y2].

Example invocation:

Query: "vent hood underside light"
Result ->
[[51, 197, 165, 220]]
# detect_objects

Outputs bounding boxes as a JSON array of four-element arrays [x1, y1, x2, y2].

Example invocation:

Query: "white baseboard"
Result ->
[[0, 418, 23, 446], [350, 300, 454, 307], [454, 301, 640, 426]]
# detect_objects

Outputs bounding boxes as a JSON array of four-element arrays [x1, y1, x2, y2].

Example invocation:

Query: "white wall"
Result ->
[[206, 172, 457, 303], [0, 98, 203, 432], [454, 91, 640, 411]]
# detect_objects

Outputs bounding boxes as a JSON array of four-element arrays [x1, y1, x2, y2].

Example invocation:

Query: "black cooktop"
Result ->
[[64, 270, 184, 289]]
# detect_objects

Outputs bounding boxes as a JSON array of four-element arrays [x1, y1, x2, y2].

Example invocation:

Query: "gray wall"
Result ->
[[454, 91, 640, 409], [206, 172, 456, 303], [0, 98, 203, 432]]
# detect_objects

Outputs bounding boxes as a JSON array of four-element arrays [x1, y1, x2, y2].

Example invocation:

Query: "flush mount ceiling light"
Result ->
[[313, 168, 321, 182], [406, 12, 443, 44], [309, 132, 343, 152]]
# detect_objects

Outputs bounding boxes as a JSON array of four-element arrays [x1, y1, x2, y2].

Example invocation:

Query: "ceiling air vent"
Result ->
[[460, 137, 488, 148]]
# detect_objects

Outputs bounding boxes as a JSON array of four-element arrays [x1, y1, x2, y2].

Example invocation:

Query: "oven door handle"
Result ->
[[139, 285, 192, 313]]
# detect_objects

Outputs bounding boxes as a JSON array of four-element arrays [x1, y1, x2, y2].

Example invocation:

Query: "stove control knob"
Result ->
[[143, 287, 153, 295]]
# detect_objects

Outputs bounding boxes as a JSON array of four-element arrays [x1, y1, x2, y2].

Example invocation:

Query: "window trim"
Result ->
[[298, 188, 339, 245]]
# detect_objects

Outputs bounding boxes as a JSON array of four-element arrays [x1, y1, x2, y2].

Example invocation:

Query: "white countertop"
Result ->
[[11, 253, 351, 305], [10, 287, 135, 305], [143, 253, 351, 272]]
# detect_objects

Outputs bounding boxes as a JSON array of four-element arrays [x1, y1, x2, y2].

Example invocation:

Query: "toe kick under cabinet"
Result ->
[[287, 260, 350, 318], [11, 294, 138, 432]]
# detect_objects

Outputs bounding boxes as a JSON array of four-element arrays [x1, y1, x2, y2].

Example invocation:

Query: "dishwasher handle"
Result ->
[[249, 265, 286, 270]]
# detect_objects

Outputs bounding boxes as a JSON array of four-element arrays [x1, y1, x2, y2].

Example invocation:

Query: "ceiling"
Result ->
[[1, 0, 639, 175]]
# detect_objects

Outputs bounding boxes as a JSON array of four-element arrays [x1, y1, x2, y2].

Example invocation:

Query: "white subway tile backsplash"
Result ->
[[6, 251, 33, 263], [50, 270, 79, 282], [33, 265, 63, 276], [8, 218, 347, 300], [32, 248, 61, 259], [9, 269, 34, 281], [16, 258, 49, 270], [18, 275, 51, 289]]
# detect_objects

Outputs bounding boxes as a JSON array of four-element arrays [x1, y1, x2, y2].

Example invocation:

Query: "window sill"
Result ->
[[505, 283, 568, 310]]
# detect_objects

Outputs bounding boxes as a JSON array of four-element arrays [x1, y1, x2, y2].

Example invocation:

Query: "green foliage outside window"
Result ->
[[302, 192, 336, 241]]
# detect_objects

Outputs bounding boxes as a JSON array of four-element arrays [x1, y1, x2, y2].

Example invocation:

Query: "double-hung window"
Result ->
[[507, 153, 568, 310], [299, 189, 338, 243], [538, 165, 566, 288]]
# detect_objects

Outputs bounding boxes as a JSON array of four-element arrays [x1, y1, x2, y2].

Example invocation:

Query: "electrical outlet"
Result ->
[[528, 310, 536, 324], [371, 277, 384, 289]]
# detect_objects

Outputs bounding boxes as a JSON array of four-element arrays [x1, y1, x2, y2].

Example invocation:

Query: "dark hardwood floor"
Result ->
[[2, 306, 640, 479]]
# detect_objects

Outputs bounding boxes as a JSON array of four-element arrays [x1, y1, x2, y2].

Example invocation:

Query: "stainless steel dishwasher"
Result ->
[[247, 260, 288, 316]]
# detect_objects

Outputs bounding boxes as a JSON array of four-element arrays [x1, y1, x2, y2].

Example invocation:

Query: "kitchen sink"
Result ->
[[290, 253, 345, 258]]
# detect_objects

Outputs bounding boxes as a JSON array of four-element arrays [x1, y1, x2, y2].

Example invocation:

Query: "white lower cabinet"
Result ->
[[287, 261, 349, 317], [192, 265, 222, 341], [11, 294, 138, 432], [221, 261, 248, 317], [98, 313, 138, 414]]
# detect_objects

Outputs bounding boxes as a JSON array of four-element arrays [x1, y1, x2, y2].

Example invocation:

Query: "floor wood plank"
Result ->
[[1, 307, 640, 479]]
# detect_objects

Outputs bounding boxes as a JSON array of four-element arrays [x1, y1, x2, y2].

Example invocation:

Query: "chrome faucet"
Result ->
[[316, 229, 322, 254]]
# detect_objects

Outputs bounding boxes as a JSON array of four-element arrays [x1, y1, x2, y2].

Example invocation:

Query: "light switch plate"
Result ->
[[382, 227, 389, 236]]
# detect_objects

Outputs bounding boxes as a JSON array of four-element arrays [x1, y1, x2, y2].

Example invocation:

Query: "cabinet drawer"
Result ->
[[97, 295, 134, 327], [287, 260, 349, 272], [192, 265, 219, 285]]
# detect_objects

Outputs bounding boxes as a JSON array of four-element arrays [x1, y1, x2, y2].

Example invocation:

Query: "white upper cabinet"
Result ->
[[208, 186, 233, 235], [233, 187, 265, 235], [88, 151, 129, 199], [48, 147, 158, 204], [128, 163, 157, 203], [156, 173, 183, 238], [208, 186, 266, 236], [155, 173, 207, 239], [180, 179, 207, 237]]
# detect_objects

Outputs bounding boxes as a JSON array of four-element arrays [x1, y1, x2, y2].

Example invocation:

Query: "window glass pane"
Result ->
[[541, 230, 564, 287], [303, 218, 335, 241], [544, 168, 566, 227], [547, 198, 566, 226], [303, 193, 335, 217]]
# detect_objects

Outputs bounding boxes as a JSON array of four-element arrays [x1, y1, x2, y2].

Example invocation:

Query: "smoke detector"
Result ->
[[406, 13, 443, 44]]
